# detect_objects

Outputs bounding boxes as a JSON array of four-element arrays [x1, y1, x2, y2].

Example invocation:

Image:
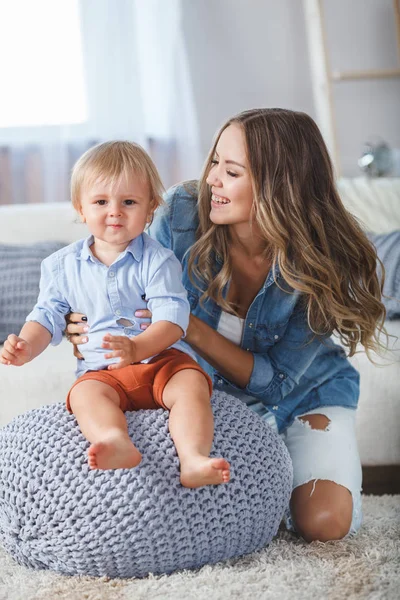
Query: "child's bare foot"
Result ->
[[87, 434, 142, 470], [180, 456, 230, 488]]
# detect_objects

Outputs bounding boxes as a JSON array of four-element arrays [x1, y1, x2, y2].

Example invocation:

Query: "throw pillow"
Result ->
[[0, 241, 67, 344], [368, 231, 400, 319]]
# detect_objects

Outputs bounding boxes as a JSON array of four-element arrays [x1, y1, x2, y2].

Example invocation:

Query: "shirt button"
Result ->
[[109, 271, 115, 277], [115, 309, 121, 316], [248, 323, 253, 328], [217, 379, 223, 385], [273, 406, 279, 411], [246, 348, 250, 351], [279, 373, 284, 379], [274, 335, 279, 340]]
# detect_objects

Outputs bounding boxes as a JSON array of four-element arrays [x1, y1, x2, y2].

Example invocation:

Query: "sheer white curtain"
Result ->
[[0, 0, 202, 205], [132, 0, 203, 184]]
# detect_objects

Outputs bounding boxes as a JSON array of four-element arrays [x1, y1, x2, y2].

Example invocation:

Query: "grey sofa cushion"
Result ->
[[368, 231, 400, 319], [0, 241, 66, 344]]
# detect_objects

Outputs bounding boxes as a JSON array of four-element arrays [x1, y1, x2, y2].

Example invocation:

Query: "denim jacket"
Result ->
[[149, 182, 359, 432]]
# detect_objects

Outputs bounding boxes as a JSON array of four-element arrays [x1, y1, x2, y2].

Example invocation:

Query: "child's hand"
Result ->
[[102, 334, 137, 370], [0, 334, 32, 366]]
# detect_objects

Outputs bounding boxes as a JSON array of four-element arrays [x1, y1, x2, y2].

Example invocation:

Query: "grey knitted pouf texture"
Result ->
[[0, 391, 293, 579]]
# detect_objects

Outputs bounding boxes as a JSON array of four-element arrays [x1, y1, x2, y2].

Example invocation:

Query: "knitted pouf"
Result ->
[[0, 391, 293, 578]]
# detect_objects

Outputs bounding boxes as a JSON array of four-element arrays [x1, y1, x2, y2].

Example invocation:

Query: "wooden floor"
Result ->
[[362, 465, 400, 495]]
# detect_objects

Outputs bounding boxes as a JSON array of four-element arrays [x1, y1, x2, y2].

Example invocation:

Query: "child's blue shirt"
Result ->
[[26, 232, 195, 377], [149, 182, 360, 433]]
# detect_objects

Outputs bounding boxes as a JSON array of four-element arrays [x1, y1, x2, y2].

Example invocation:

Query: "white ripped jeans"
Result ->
[[268, 406, 363, 535]]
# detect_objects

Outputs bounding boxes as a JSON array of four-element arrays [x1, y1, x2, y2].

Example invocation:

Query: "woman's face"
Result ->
[[206, 123, 254, 227]]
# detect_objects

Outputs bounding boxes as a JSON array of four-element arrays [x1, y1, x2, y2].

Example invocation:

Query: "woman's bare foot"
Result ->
[[180, 456, 230, 488], [87, 433, 142, 470]]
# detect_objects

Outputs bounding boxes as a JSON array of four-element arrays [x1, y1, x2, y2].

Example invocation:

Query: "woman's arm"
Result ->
[[65, 311, 254, 387], [186, 315, 254, 388], [66, 306, 326, 406], [186, 308, 329, 407]]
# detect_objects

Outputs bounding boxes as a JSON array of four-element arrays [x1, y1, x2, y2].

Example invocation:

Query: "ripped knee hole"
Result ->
[[297, 414, 331, 431]]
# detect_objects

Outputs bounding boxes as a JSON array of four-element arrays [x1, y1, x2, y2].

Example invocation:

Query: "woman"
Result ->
[[67, 108, 385, 542]]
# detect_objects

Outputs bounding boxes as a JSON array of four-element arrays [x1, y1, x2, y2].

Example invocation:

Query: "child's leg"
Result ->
[[161, 369, 230, 488], [69, 379, 142, 470]]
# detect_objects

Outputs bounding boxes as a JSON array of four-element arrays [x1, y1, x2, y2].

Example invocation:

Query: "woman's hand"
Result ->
[[134, 309, 198, 344], [134, 310, 199, 344], [65, 312, 89, 360], [65, 310, 153, 360], [134, 309, 152, 330]]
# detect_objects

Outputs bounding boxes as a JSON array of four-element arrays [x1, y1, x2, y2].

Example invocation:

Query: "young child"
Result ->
[[0, 141, 230, 488]]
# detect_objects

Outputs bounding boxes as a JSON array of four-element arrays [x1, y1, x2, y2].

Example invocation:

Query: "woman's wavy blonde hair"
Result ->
[[188, 108, 386, 357]]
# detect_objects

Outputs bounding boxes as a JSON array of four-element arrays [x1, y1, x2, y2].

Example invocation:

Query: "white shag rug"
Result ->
[[0, 495, 398, 600]]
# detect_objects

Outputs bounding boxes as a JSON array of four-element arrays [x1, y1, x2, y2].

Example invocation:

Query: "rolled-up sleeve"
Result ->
[[25, 255, 71, 346], [220, 309, 326, 407], [145, 248, 190, 335]]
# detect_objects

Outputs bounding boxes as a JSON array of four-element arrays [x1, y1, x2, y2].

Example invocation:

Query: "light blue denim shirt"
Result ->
[[149, 182, 360, 433], [26, 232, 195, 377]]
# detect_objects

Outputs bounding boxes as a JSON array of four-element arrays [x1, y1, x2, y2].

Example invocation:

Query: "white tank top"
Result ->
[[216, 310, 277, 431], [217, 310, 244, 345]]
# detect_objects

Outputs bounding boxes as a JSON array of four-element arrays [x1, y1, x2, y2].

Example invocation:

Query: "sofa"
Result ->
[[1, 179, 399, 476]]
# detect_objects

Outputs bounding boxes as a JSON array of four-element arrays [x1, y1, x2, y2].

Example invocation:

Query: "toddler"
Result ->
[[0, 141, 230, 488]]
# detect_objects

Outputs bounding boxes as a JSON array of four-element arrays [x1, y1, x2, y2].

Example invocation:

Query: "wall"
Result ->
[[324, 0, 400, 176], [182, 0, 400, 177]]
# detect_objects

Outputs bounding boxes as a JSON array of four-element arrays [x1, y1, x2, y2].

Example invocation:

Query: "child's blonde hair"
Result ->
[[71, 141, 165, 212]]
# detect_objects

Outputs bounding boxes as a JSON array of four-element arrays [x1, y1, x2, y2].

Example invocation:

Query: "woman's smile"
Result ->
[[211, 193, 230, 207]]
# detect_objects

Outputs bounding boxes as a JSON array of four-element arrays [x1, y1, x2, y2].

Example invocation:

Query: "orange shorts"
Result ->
[[66, 348, 212, 413]]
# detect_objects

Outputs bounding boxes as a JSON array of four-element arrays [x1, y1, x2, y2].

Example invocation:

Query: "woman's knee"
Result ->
[[290, 479, 353, 542], [294, 505, 352, 542]]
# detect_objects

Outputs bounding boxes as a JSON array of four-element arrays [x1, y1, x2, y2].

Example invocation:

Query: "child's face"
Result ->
[[78, 172, 154, 251], [206, 123, 254, 228]]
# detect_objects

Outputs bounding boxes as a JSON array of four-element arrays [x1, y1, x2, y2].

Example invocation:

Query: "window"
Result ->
[[0, 0, 87, 128]]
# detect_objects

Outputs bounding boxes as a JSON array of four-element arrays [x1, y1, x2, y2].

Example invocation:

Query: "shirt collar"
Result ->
[[125, 235, 144, 262], [78, 234, 144, 263], [264, 261, 282, 289]]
